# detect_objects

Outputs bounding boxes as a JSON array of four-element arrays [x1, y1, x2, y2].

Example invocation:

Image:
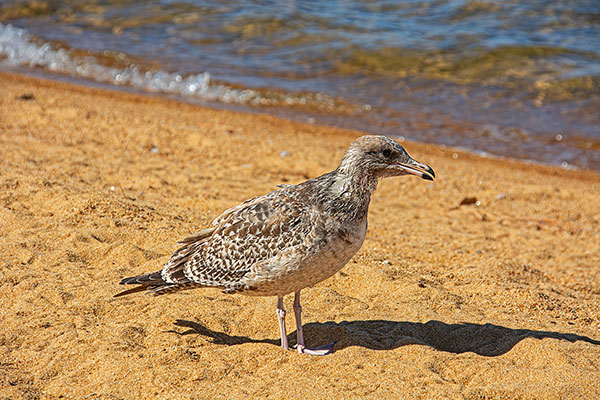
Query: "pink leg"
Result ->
[[293, 291, 305, 349], [293, 291, 335, 355], [277, 295, 289, 350]]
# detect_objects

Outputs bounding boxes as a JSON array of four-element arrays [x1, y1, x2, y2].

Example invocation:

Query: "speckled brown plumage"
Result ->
[[116, 135, 435, 354]]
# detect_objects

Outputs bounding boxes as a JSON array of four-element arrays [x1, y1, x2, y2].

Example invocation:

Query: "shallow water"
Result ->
[[1, 1, 599, 170]]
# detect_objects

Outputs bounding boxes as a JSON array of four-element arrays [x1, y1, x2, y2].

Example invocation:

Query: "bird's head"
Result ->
[[339, 135, 435, 181]]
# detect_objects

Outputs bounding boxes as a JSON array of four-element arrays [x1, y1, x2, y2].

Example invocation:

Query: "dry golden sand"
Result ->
[[1, 71, 599, 400]]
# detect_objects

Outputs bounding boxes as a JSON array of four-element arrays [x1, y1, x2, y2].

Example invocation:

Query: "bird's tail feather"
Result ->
[[113, 285, 149, 297], [114, 270, 175, 297]]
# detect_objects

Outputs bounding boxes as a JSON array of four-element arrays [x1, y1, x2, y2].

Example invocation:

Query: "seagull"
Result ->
[[115, 135, 435, 355]]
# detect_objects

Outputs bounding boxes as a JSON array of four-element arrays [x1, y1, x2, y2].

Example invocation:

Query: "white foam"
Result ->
[[0, 23, 337, 108]]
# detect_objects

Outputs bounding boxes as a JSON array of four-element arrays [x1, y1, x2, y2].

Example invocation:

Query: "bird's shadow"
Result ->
[[170, 319, 600, 356]]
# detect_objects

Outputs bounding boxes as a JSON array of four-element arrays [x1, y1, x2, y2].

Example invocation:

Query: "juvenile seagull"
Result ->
[[116, 135, 434, 355]]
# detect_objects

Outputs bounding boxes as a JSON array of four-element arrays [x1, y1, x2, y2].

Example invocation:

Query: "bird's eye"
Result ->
[[382, 149, 391, 158]]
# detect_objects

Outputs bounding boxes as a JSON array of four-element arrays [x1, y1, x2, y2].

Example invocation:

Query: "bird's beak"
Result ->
[[394, 158, 435, 181]]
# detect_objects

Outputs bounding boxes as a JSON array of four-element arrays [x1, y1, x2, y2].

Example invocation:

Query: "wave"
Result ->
[[0, 23, 340, 110]]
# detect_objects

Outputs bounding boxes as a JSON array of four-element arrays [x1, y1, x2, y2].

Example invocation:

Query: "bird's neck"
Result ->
[[338, 168, 379, 196], [323, 167, 379, 220]]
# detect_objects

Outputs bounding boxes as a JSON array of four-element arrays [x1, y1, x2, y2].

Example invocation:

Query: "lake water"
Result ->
[[1, 0, 599, 170]]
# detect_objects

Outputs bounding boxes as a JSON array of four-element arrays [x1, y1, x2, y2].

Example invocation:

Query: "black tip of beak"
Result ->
[[422, 174, 434, 181], [426, 166, 435, 178]]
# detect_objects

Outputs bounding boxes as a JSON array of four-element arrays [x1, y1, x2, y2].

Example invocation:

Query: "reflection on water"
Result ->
[[1, 1, 599, 170]]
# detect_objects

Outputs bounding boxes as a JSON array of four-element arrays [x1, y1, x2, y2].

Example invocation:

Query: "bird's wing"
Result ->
[[160, 187, 318, 291]]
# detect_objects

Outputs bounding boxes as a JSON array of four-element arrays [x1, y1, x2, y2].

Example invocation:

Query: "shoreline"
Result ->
[[3, 65, 599, 175], [1, 70, 599, 399], [4, 70, 598, 181]]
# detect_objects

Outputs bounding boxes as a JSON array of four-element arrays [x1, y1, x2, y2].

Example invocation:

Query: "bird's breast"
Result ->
[[240, 215, 368, 296]]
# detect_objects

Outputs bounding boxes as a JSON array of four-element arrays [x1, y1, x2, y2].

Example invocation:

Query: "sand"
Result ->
[[1, 71, 599, 400]]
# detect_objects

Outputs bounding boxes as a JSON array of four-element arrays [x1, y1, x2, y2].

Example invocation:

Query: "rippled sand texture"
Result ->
[[1, 72, 599, 399]]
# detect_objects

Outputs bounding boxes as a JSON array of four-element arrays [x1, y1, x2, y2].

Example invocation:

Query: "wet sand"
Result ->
[[1, 71, 599, 399]]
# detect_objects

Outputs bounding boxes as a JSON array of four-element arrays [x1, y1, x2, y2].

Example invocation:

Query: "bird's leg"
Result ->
[[276, 295, 289, 350], [293, 291, 335, 355], [293, 291, 305, 349]]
